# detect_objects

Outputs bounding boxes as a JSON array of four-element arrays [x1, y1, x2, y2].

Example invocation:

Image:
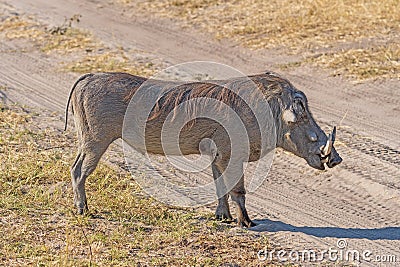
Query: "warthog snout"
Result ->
[[327, 148, 342, 168]]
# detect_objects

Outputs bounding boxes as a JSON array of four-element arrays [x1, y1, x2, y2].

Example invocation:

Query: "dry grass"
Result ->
[[0, 105, 274, 266], [0, 15, 99, 54], [0, 15, 42, 39], [306, 43, 400, 80], [0, 13, 158, 77], [40, 28, 98, 53], [136, 0, 399, 50], [278, 42, 400, 80], [64, 50, 157, 76], [126, 0, 400, 80]]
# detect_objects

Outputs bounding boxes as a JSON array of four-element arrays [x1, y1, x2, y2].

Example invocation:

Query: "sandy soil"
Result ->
[[1, 0, 399, 266]]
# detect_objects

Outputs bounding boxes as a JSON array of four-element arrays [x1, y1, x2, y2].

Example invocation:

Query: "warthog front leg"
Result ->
[[229, 163, 256, 228], [212, 162, 232, 221], [230, 189, 256, 228], [213, 158, 255, 227]]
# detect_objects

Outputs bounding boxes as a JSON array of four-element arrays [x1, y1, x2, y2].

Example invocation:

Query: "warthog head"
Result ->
[[265, 76, 342, 170]]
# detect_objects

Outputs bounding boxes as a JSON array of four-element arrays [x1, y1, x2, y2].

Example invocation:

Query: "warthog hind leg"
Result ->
[[71, 151, 88, 214], [71, 140, 112, 214]]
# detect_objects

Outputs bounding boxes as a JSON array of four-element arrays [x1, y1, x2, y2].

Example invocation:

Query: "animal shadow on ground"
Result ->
[[251, 219, 400, 240]]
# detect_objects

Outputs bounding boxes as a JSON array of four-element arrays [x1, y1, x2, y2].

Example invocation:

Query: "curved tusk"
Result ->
[[322, 127, 336, 156], [322, 135, 332, 156]]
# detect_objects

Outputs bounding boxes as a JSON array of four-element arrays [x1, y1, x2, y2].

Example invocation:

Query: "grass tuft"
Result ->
[[0, 15, 99, 54], [64, 50, 156, 76], [306, 43, 400, 80], [279, 42, 400, 80], [0, 12, 158, 77]]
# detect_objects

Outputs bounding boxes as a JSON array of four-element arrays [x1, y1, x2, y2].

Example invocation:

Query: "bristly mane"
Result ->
[[123, 72, 295, 126]]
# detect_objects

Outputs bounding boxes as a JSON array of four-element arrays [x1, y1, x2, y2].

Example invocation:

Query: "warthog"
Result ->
[[65, 71, 342, 227]]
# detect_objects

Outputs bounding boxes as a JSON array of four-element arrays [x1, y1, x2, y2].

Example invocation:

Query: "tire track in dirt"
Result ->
[[334, 128, 400, 189], [346, 138, 400, 165], [347, 81, 400, 106], [262, 154, 399, 223], [248, 190, 398, 266], [246, 155, 400, 265]]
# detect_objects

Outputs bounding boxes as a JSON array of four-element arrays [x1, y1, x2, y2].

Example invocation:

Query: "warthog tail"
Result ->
[[64, 73, 94, 131]]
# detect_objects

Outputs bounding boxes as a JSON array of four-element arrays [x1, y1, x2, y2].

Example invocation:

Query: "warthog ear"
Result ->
[[282, 109, 296, 123]]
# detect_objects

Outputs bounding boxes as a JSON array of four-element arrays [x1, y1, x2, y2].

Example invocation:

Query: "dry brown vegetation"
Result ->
[[0, 15, 99, 53], [0, 105, 274, 266], [129, 0, 400, 80], [64, 50, 156, 76], [306, 43, 400, 80], [0, 13, 158, 76]]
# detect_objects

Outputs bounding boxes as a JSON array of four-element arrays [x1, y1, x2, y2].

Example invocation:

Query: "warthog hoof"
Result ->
[[77, 208, 85, 215], [238, 219, 257, 228], [215, 213, 234, 222], [76, 201, 88, 215], [215, 205, 233, 222]]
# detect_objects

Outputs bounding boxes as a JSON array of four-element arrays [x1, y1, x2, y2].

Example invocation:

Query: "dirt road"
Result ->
[[1, 0, 399, 265]]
